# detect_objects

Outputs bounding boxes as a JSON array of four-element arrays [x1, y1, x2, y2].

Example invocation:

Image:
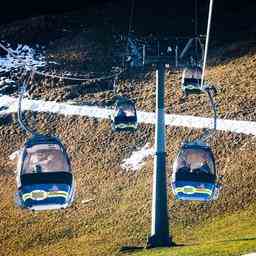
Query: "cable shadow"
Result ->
[[119, 246, 144, 254], [119, 242, 185, 254]]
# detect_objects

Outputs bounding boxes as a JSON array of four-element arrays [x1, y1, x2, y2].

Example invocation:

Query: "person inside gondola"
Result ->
[[123, 105, 136, 117], [187, 150, 210, 174], [116, 103, 136, 122], [182, 67, 202, 89], [176, 159, 190, 173], [23, 146, 69, 174], [176, 149, 211, 176], [199, 160, 211, 174], [116, 108, 127, 122]]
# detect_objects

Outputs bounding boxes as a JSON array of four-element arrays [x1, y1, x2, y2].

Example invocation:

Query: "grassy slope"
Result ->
[[124, 203, 256, 256], [0, 51, 256, 256], [1, 15, 256, 256]]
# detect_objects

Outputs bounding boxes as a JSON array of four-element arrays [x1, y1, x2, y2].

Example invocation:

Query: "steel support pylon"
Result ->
[[147, 63, 173, 248]]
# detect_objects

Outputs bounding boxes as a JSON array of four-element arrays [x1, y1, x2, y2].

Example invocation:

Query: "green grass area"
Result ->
[[124, 203, 256, 256]]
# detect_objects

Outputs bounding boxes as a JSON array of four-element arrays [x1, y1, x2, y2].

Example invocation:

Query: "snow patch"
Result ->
[[9, 150, 21, 161], [121, 143, 154, 171], [242, 253, 256, 256], [81, 199, 94, 204], [0, 77, 17, 94], [0, 77, 15, 85], [0, 43, 47, 73]]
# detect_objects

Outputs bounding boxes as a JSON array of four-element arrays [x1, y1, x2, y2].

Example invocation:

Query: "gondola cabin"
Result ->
[[111, 97, 138, 131], [181, 67, 204, 96], [171, 141, 220, 202], [15, 134, 75, 211]]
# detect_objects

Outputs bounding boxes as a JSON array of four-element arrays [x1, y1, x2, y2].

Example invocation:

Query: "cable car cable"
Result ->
[[17, 69, 38, 135], [198, 88, 217, 142], [126, 0, 136, 63], [194, 0, 199, 65], [201, 0, 214, 88], [128, 0, 135, 33], [18, 81, 35, 134]]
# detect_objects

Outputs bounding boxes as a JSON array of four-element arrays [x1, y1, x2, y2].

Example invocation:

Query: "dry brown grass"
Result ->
[[1, 24, 256, 256]]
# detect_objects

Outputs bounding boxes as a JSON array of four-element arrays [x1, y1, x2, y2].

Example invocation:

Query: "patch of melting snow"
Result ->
[[0, 77, 17, 94], [0, 77, 15, 85], [81, 199, 94, 204], [48, 61, 59, 65], [121, 143, 154, 171], [9, 150, 21, 161], [0, 43, 47, 73]]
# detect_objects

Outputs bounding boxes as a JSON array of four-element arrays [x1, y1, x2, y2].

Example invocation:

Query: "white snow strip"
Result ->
[[1, 95, 256, 136], [121, 143, 154, 171], [0, 95, 113, 119], [242, 253, 256, 256]]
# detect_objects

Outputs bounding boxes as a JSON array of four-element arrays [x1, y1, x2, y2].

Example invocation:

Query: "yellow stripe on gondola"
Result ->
[[48, 191, 68, 196], [175, 186, 212, 196], [22, 194, 31, 200], [22, 191, 69, 201], [115, 123, 137, 129], [116, 123, 136, 127]]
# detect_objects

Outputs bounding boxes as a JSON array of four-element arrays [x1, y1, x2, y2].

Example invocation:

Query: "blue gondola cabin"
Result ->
[[181, 67, 204, 96], [171, 141, 220, 201], [111, 97, 138, 131], [15, 135, 75, 211]]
